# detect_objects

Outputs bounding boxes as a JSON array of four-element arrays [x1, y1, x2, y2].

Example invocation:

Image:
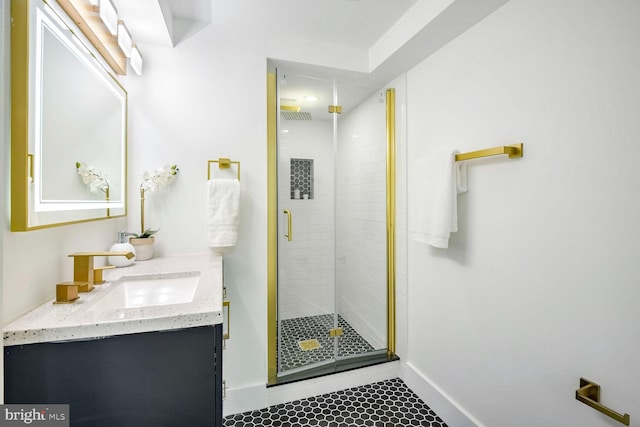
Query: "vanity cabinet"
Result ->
[[4, 324, 223, 426]]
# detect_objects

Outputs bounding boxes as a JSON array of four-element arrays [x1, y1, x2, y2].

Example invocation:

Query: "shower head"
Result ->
[[280, 105, 312, 120], [281, 111, 312, 121]]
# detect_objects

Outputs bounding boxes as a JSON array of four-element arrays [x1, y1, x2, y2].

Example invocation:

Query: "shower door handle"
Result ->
[[283, 209, 292, 241]]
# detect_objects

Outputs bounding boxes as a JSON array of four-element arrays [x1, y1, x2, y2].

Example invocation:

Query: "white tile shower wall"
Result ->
[[278, 119, 335, 320], [335, 91, 388, 349]]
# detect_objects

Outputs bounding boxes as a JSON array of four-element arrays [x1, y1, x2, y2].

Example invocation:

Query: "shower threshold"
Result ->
[[272, 350, 398, 386]]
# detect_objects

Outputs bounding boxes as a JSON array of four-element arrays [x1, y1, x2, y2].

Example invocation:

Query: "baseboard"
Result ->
[[223, 382, 267, 418], [223, 360, 401, 417], [401, 362, 483, 427]]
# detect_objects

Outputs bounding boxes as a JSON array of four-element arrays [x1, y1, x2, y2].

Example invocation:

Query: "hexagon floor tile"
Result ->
[[223, 377, 448, 426]]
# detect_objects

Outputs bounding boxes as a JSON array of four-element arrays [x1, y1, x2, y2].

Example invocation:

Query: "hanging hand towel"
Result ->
[[410, 150, 467, 248], [207, 179, 241, 248]]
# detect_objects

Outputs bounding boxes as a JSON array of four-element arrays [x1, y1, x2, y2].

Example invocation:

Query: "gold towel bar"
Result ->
[[576, 378, 630, 426], [455, 143, 523, 162], [208, 158, 240, 180]]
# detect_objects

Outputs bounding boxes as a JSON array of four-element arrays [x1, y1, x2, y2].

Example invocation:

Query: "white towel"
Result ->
[[207, 179, 241, 247], [410, 150, 468, 248]]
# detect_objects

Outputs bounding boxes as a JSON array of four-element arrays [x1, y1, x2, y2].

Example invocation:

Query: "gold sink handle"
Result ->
[[53, 282, 84, 304]]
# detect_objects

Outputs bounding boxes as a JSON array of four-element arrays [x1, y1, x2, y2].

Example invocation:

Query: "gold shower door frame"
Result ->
[[267, 73, 396, 385]]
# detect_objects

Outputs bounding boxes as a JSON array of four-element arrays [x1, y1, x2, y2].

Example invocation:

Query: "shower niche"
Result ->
[[290, 158, 313, 200]]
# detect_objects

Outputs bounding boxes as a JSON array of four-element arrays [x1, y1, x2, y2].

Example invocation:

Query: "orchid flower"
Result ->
[[140, 164, 179, 193], [76, 162, 109, 193]]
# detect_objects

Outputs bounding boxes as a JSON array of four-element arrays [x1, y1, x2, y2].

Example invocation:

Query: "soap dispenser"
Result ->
[[108, 231, 137, 267]]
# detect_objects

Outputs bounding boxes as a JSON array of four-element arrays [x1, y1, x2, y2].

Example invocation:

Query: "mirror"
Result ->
[[11, 0, 127, 231]]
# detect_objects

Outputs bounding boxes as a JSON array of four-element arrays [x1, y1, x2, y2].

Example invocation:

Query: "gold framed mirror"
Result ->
[[11, 0, 127, 231]]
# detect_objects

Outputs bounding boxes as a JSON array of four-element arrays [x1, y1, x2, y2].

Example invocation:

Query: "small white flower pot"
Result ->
[[129, 237, 154, 261]]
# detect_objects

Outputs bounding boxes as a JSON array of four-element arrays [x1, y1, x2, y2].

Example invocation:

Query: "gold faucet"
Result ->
[[68, 252, 135, 293]]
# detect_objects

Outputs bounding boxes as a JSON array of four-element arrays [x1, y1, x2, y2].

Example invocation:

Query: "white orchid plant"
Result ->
[[141, 164, 180, 193], [137, 164, 179, 238], [76, 162, 109, 195]]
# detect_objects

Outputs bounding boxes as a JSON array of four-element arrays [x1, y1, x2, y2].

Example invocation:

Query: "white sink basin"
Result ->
[[88, 272, 200, 312]]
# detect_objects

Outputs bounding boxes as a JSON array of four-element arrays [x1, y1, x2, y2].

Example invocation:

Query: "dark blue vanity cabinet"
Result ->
[[4, 324, 223, 426]]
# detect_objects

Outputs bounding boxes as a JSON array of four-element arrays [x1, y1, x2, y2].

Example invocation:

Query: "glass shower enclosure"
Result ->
[[268, 62, 396, 385]]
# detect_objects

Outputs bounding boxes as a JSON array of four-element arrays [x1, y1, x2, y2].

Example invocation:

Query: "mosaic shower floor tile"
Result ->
[[223, 377, 448, 426], [279, 314, 375, 372]]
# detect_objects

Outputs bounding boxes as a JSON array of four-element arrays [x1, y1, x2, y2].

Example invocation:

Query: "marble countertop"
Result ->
[[3, 253, 224, 346]]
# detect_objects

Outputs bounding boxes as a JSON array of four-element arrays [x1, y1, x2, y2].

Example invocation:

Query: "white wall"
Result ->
[[278, 119, 334, 320], [117, 26, 270, 393], [406, 1, 640, 426]]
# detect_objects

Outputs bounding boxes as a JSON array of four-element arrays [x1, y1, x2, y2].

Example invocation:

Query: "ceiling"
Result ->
[[110, 1, 512, 122], [113, 0, 419, 120], [114, 0, 418, 49], [206, 0, 419, 49]]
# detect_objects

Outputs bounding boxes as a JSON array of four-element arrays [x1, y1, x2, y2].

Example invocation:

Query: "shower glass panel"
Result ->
[[275, 67, 390, 383], [334, 79, 388, 366]]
